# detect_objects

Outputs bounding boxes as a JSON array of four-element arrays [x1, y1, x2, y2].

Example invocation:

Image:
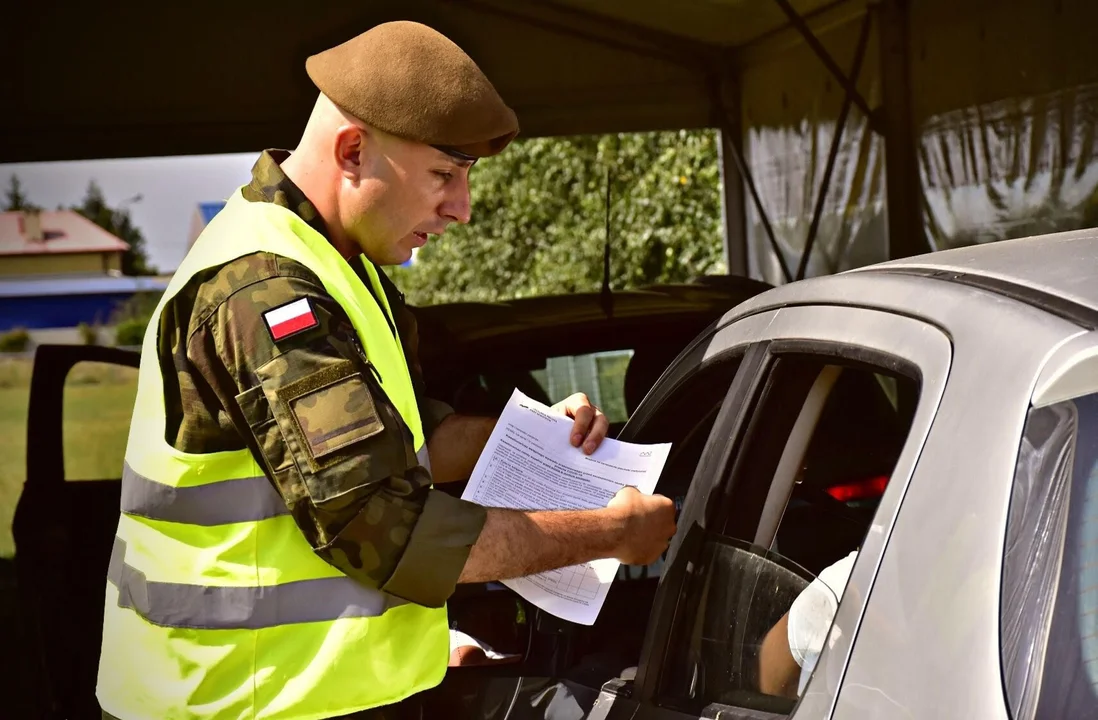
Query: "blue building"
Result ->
[[0, 209, 171, 336], [187, 201, 227, 249], [0, 275, 171, 333]]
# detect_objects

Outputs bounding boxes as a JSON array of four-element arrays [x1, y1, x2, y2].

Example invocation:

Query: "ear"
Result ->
[[333, 124, 366, 180]]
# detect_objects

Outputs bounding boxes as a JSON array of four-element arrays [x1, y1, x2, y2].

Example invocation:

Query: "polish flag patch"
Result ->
[[263, 298, 319, 341]]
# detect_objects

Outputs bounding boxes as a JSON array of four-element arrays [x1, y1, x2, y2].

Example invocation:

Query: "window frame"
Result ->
[[622, 304, 952, 720]]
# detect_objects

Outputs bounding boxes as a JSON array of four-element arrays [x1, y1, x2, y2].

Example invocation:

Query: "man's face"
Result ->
[[339, 128, 474, 265]]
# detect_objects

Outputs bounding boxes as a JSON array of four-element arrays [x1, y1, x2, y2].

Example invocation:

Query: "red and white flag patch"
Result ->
[[263, 298, 319, 341]]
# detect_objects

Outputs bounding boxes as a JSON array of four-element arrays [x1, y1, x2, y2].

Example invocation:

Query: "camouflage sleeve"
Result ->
[[190, 255, 485, 607], [379, 269, 455, 440]]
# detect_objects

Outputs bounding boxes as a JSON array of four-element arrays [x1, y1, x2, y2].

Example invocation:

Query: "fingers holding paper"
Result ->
[[552, 392, 609, 455]]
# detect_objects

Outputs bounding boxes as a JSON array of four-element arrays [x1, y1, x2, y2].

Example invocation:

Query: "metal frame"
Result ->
[[451, 0, 928, 279], [772, 0, 881, 131], [796, 10, 875, 280]]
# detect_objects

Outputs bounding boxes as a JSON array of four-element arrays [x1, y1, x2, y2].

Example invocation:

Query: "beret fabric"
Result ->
[[306, 21, 519, 158]]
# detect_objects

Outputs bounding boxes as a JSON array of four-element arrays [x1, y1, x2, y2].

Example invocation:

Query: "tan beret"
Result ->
[[306, 21, 519, 158]]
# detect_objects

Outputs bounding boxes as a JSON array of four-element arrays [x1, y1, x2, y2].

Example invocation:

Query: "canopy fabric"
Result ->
[[1, 0, 853, 163]]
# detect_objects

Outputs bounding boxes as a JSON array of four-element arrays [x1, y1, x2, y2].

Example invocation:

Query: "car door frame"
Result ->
[[590, 303, 952, 720], [13, 343, 140, 720]]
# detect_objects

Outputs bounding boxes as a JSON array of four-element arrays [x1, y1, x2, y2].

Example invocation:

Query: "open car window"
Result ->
[[62, 361, 138, 481], [651, 350, 922, 718]]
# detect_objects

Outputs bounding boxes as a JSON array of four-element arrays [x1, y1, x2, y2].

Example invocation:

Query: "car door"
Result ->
[[12, 344, 140, 720], [589, 303, 951, 720]]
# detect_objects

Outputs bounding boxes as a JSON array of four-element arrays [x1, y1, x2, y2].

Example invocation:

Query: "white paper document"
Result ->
[[461, 389, 671, 625]]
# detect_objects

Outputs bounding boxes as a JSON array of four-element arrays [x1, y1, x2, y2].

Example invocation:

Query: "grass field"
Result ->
[[0, 358, 137, 558]]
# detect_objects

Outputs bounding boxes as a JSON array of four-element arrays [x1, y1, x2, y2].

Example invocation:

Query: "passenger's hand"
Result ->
[[552, 392, 608, 455], [605, 487, 677, 565]]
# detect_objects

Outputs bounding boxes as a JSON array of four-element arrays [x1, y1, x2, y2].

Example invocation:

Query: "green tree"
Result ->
[[73, 181, 157, 276], [3, 175, 38, 211], [387, 130, 726, 305]]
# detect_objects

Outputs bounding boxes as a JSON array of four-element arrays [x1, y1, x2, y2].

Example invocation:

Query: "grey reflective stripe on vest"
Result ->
[[125, 448, 431, 527], [107, 537, 403, 629], [416, 444, 431, 475], [121, 462, 289, 526]]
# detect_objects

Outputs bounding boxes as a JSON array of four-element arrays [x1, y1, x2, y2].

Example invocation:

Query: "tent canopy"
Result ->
[[6, 0, 1094, 275], [3, 0, 863, 163]]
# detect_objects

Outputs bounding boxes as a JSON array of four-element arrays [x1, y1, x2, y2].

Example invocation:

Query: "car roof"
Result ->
[[856, 227, 1098, 316], [411, 276, 773, 345]]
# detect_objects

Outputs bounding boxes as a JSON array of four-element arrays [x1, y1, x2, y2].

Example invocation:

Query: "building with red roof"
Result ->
[[0, 209, 130, 277], [0, 210, 169, 335]]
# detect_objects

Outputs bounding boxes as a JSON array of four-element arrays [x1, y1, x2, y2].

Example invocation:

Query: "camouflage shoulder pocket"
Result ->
[[274, 360, 385, 474]]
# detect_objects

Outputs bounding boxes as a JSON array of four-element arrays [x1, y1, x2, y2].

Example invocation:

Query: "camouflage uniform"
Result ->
[[157, 149, 486, 609]]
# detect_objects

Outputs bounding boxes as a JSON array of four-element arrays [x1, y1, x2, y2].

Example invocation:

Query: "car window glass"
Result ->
[[655, 352, 921, 717], [1002, 393, 1098, 720], [531, 350, 634, 424], [567, 349, 747, 704], [617, 350, 746, 581], [62, 361, 137, 481]]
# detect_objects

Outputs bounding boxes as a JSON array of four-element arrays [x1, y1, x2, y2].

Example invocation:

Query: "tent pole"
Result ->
[[771, 0, 881, 133], [715, 73, 749, 278], [796, 11, 874, 280], [710, 73, 793, 284], [877, 0, 928, 260]]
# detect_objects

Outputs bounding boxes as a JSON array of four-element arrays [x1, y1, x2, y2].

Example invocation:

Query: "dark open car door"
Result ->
[[13, 344, 139, 720]]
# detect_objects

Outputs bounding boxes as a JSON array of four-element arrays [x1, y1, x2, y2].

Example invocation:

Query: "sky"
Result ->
[[1, 152, 262, 273]]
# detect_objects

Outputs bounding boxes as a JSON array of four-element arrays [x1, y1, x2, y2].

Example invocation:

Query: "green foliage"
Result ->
[[72, 181, 157, 276], [110, 291, 161, 348], [78, 322, 99, 346], [114, 318, 148, 348], [0, 329, 30, 353], [387, 130, 726, 305], [111, 292, 162, 325], [3, 175, 38, 212]]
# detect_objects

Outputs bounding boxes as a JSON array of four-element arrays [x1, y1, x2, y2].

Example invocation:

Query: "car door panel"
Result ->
[[13, 344, 139, 720], [830, 290, 1083, 719]]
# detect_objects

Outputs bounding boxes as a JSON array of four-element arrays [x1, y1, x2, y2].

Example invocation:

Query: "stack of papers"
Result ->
[[461, 390, 671, 625]]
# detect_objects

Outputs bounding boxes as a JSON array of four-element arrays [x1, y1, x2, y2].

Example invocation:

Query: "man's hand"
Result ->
[[605, 487, 677, 566], [552, 392, 609, 455], [458, 486, 678, 583]]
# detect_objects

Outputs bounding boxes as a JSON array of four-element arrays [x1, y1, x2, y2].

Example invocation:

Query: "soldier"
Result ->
[[96, 20, 676, 720]]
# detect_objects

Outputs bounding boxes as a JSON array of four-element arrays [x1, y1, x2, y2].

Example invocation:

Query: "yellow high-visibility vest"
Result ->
[[96, 189, 447, 720]]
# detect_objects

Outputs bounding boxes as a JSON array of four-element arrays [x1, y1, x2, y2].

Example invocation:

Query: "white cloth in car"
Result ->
[[786, 550, 858, 695]]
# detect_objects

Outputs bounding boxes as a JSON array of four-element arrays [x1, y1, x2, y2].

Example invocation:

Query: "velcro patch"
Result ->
[[263, 298, 319, 341], [288, 373, 385, 468]]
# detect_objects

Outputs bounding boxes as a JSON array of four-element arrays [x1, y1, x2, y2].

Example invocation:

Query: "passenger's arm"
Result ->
[[758, 612, 801, 698]]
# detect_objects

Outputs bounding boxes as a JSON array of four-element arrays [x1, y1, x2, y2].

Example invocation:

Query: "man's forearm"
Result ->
[[457, 507, 623, 583], [427, 414, 496, 484]]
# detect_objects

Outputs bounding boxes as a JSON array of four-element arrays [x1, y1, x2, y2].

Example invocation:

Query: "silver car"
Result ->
[[588, 228, 1098, 720], [11, 229, 1097, 720]]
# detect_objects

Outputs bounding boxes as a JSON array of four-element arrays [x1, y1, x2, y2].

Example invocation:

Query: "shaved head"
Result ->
[[280, 94, 474, 265]]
